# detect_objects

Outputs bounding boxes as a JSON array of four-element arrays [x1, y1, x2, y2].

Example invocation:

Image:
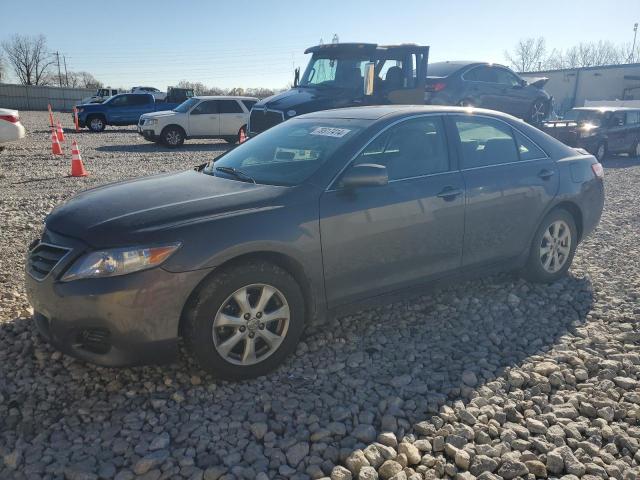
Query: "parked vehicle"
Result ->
[[131, 86, 167, 101], [541, 106, 640, 161], [75, 93, 183, 132], [166, 87, 195, 104], [80, 88, 121, 104], [248, 42, 430, 136], [425, 61, 552, 124], [26, 106, 604, 379], [0, 108, 26, 150], [138, 96, 257, 146]]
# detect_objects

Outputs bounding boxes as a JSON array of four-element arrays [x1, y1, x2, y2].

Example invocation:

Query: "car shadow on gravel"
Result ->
[[96, 143, 233, 154], [0, 272, 595, 477]]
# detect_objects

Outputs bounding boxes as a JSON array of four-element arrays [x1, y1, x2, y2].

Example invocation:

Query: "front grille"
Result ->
[[249, 109, 284, 134], [27, 243, 70, 280]]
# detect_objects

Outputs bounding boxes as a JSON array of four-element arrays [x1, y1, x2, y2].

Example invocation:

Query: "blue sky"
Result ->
[[1, 0, 638, 90]]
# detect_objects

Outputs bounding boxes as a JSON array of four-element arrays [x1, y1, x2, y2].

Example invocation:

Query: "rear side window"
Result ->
[[354, 116, 449, 180], [464, 66, 497, 83], [242, 100, 257, 111], [129, 95, 150, 105], [514, 130, 547, 160], [455, 117, 519, 168], [627, 111, 640, 124], [109, 95, 130, 106], [218, 100, 244, 114]]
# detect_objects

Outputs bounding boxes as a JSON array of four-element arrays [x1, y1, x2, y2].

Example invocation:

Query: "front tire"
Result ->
[[522, 208, 577, 283], [628, 140, 640, 158], [162, 126, 185, 147], [87, 115, 106, 132], [184, 261, 305, 380]]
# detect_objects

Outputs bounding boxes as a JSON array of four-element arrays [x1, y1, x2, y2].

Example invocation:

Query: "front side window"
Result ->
[[218, 100, 244, 114], [353, 117, 449, 180], [108, 95, 130, 107], [191, 100, 218, 115], [242, 100, 257, 111], [455, 117, 519, 168], [610, 112, 626, 127], [627, 111, 640, 124], [204, 119, 364, 186], [300, 55, 367, 90], [562, 109, 605, 126]]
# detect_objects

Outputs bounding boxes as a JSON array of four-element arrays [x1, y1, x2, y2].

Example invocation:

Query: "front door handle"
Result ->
[[437, 186, 463, 200], [538, 169, 555, 180]]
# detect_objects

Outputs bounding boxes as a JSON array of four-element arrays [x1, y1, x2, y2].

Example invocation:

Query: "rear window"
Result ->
[[427, 62, 463, 78]]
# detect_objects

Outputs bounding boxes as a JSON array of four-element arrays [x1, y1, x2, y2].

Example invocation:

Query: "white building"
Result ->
[[520, 63, 640, 115]]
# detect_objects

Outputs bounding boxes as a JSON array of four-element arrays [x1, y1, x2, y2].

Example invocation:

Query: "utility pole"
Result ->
[[63, 55, 69, 87], [632, 23, 638, 63], [55, 51, 62, 87]]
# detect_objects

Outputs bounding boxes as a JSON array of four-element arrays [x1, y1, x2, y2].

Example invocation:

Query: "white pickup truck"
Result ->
[[138, 96, 257, 147], [80, 88, 121, 104]]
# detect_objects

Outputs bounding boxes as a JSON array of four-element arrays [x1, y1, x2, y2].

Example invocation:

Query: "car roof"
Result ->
[[194, 96, 259, 101], [305, 42, 429, 55], [430, 60, 510, 69], [298, 105, 520, 122]]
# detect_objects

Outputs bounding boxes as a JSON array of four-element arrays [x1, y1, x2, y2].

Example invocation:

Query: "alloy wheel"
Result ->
[[212, 283, 290, 366], [635, 142, 640, 158], [90, 118, 104, 130], [531, 101, 546, 123], [165, 130, 181, 146], [539, 220, 571, 273], [597, 144, 606, 161]]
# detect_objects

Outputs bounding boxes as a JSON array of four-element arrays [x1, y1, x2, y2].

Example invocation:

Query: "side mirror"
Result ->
[[341, 163, 388, 189], [363, 62, 375, 96]]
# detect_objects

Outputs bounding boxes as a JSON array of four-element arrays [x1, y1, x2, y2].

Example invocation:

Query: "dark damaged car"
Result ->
[[26, 106, 604, 380], [542, 107, 640, 161]]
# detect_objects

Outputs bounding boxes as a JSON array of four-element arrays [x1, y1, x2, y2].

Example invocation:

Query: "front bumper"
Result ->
[[25, 230, 211, 367], [137, 125, 160, 141], [0, 122, 26, 143]]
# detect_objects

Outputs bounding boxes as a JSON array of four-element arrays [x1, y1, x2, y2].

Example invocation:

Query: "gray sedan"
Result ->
[[25, 106, 604, 379]]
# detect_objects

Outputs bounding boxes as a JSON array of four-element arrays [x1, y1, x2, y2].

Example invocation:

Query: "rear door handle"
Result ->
[[538, 169, 555, 180], [437, 186, 463, 200]]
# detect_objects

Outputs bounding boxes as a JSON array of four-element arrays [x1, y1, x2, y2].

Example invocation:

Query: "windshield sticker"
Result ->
[[310, 127, 351, 138]]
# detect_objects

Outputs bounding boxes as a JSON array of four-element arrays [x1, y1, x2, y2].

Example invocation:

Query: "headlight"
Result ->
[[77, 108, 84, 113], [287, 110, 297, 117], [144, 118, 158, 125], [61, 243, 180, 282], [580, 123, 598, 138]]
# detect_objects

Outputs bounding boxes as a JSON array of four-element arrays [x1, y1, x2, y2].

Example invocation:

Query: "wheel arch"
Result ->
[[550, 201, 584, 242], [178, 250, 316, 337], [161, 124, 187, 138]]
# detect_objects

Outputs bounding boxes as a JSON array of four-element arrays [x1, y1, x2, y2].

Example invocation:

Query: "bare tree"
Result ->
[[505, 37, 547, 72], [71, 71, 103, 89], [0, 53, 5, 82], [1, 34, 54, 85]]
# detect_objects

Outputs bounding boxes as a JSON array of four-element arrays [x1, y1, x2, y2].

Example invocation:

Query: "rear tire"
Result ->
[[628, 140, 640, 158], [184, 261, 305, 380], [161, 126, 185, 147], [522, 208, 577, 283]]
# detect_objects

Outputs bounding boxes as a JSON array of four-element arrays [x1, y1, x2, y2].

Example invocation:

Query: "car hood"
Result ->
[[255, 86, 359, 115], [140, 110, 178, 118], [45, 170, 287, 247]]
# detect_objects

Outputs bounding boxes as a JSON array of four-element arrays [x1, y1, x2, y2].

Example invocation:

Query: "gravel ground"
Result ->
[[0, 111, 638, 480]]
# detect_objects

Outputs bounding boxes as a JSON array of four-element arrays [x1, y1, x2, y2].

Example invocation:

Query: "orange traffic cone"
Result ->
[[70, 140, 88, 177], [51, 129, 63, 156], [56, 121, 65, 142]]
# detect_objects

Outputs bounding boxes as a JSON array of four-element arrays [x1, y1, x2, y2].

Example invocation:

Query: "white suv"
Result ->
[[138, 96, 258, 147]]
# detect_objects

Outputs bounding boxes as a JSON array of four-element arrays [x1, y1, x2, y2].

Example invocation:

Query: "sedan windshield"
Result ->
[[562, 109, 605, 125], [204, 119, 364, 186], [174, 98, 200, 113]]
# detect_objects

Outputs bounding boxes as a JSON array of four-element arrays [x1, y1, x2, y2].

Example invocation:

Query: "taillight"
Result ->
[[591, 162, 604, 179], [0, 114, 18, 123], [426, 82, 447, 92]]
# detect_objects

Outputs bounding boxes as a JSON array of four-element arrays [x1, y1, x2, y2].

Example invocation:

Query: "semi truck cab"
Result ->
[[248, 43, 429, 136]]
